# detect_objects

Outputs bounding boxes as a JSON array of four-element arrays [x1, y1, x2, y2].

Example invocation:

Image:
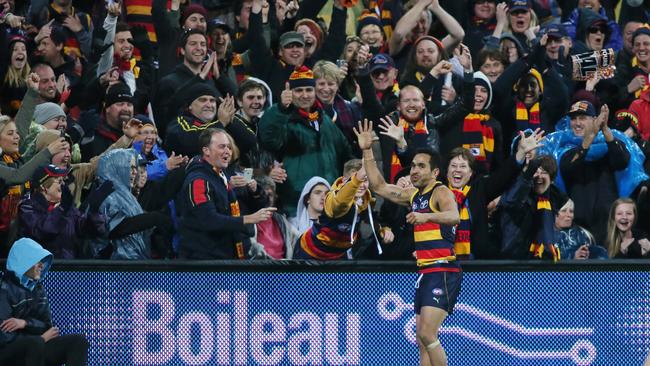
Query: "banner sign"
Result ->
[[44, 271, 649, 365]]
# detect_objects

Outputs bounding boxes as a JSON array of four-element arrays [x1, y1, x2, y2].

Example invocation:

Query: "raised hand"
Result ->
[[596, 104, 609, 131], [47, 138, 70, 156], [26, 72, 40, 91], [430, 60, 453, 78], [515, 128, 545, 162], [63, 14, 83, 33], [378, 116, 406, 148], [123, 118, 143, 139], [585, 73, 601, 92], [199, 52, 216, 80], [281, 82, 293, 108], [217, 94, 236, 125], [454, 44, 472, 72], [356, 44, 371, 68], [107, 1, 121, 17], [355, 166, 367, 182], [353, 119, 377, 150], [441, 85, 456, 104], [269, 162, 287, 183], [165, 151, 186, 170], [495, 3, 508, 25]]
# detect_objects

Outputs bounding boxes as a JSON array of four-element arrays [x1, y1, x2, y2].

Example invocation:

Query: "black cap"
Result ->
[[208, 18, 232, 35], [105, 83, 133, 107]]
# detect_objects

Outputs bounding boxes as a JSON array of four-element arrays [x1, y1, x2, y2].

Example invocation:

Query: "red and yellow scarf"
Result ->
[[450, 185, 471, 259], [515, 101, 540, 132], [389, 117, 428, 183], [462, 113, 494, 171], [529, 194, 560, 262]]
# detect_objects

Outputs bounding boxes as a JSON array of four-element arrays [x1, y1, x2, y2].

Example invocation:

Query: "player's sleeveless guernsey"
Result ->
[[410, 181, 460, 274]]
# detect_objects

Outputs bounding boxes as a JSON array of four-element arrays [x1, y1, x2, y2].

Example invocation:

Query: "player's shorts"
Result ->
[[414, 271, 462, 315]]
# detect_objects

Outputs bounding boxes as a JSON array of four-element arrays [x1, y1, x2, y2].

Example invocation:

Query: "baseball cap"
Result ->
[[369, 53, 395, 73], [543, 24, 568, 39], [509, 0, 531, 11], [31, 164, 71, 186], [568, 100, 597, 118], [279, 31, 305, 48], [208, 18, 232, 35]]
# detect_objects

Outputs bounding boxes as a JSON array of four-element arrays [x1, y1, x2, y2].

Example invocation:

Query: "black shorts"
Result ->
[[414, 271, 463, 315]]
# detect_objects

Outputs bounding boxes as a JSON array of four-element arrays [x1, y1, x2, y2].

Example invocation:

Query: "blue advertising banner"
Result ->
[[43, 270, 649, 365]]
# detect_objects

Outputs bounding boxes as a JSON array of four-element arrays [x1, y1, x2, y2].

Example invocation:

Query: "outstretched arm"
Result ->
[[430, 0, 465, 52], [355, 119, 415, 206]]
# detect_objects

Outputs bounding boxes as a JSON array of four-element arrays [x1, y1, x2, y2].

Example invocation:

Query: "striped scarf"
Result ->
[[515, 101, 541, 132], [389, 117, 428, 183], [462, 113, 494, 171], [529, 194, 560, 262], [450, 185, 471, 259]]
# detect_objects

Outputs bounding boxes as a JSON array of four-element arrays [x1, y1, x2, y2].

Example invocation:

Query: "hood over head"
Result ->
[[293, 176, 330, 233], [6, 238, 53, 290]]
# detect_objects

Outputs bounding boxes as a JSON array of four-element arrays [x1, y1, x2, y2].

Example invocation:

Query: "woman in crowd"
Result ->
[[0, 35, 30, 116], [606, 198, 650, 258], [554, 199, 608, 260], [0, 116, 68, 255], [18, 164, 109, 259]]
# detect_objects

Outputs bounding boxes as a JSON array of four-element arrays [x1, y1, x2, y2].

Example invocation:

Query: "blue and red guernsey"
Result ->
[[410, 181, 459, 274]]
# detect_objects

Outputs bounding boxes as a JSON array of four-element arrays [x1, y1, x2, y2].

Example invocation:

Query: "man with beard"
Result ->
[[370, 47, 475, 183], [259, 66, 352, 217], [80, 82, 134, 162], [492, 35, 569, 143], [355, 119, 460, 366]]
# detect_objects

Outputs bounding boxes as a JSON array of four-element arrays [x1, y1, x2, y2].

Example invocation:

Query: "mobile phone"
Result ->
[[60, 128, 66, 138], [336, 59, 347, 68], [243, 168, 253, 182]]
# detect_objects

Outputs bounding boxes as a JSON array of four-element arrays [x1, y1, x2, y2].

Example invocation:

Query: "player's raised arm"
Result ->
[[354, 119, 415, 206]]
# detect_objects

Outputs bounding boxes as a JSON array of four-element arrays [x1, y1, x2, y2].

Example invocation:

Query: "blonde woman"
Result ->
[[606, 198, 650, 258], [1, 36, 30, 116]]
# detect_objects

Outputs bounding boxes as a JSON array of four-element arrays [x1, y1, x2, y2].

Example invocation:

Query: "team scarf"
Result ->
[[529, 193, 560, 262], [389, 116, 428, 183], [293, 100, 323, 131], [471, 16, 496, 31], [450, 185, 472, 259], [376, 81, 400, 101], [515, 101, 541, 132], [462, 113, 494, 171]]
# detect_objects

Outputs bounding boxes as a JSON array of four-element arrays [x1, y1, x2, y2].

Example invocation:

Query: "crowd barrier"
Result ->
[[1, 259, 648, 365]]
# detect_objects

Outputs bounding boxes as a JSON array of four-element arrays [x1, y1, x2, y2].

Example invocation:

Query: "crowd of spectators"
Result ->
[[0, 0, 649, 261]]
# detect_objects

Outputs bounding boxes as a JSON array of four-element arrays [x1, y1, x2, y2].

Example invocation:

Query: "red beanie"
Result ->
[[181, 4, 208, 26]]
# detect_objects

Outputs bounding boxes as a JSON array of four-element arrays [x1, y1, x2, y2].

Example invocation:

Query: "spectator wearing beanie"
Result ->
[[80, 83, 134, 162], [259, 65, 352, 217], [357, 13, 386, 55], [164, 82, 222, 158], [34, 124, 136, 207], [95, 6, 154, 115], [293, 0, 348, 66], [153, 29, 235, 138], [152, 0, 208, 77], [363, 0, 404, 41], [18, 164, 108, 259], [492, 38, 569, 143], [21, 102, 79, 163]]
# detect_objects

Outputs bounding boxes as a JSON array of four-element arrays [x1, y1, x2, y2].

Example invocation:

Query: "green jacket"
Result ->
[[259, 104, 352, 217]]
